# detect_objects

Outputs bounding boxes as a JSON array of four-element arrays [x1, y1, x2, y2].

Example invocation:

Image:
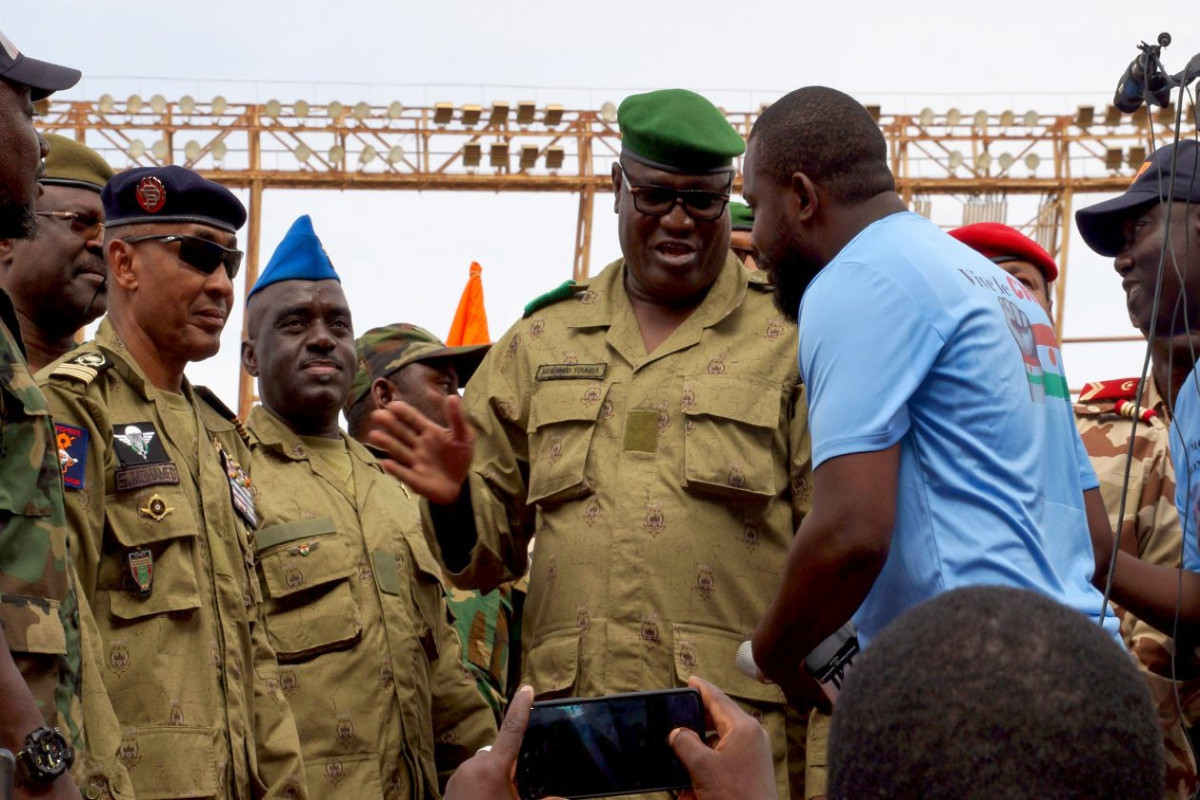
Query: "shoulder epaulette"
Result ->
[[47, 351, 112, 386], [1077, 378, 1141, 403], [523, 280, 586, 318], [194, 385, 251, 445]]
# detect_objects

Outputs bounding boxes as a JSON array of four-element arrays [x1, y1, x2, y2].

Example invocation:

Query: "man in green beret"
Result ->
[[369, 88, 813, 797], [0, 133, 113, 371], [728, 201, 759, 270]]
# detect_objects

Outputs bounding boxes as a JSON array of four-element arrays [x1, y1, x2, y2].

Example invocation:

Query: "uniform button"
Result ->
[[85, 779, 105, 799]]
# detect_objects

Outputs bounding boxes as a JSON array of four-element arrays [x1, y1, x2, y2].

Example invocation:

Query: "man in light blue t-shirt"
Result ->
[[741, 87, 1119, 696]]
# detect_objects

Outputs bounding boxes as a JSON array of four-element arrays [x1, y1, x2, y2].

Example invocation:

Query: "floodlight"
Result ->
[[211, 96, 227, 115], [98, 94, 115, 113], [976, 151, 992, 171], [948, 150, 963, 169], [211, 141, 228, 161], [354, 101, 371, 121], [918, 107, 934, 126], [972, 110, 988, 129], [945, 108, 961, 126], [184, 140, 201, 161], [294, 143, 313, 162], [490, 102, 511, 124], [128, 139, 145, 158], [327, 101, 344, 119], [517, 101, 536, 125], [126, 94, 143, 114], [294, 100, 310, 117], [264, 99, 282, 118], [998, 153, 1015, 171], [865, 104, 881, 122], [179, 95, 196, 115], [1024, 153, 1040, 171], [1022, 110, 1038, 127], [1105, 147, 1123, 170], [328, 145, 345, 163], [490, 141, 509, 167], [463, 142, 482, 167], [520, 144, 539, 169], [359, 145, 377, 165], [150, 94, 167, 114], [1127, 146, 1147, 168], [434, 103, 454, 125], [1075, 105, 1094, 127], [386, 145, 405, 164], [999, 110, 1015, 127], [544, 104, 564, 126], [545, 145, 565, 170], [461, 104, 482, 126], [1104, 105, 1122, 126], [387, 101, 404, 119], [1156, 104, 1175, 126], [151, 139, 169, 160], [600, 102, 617, 123]]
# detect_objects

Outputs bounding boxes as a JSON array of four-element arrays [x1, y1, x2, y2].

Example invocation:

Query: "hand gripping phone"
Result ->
[[515, 687, 704, 800]]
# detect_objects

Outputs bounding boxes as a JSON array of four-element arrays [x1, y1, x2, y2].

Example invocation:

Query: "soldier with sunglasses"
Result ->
[[38, 166, 309, 799], [0, 134, 113, 372], [369, 89, 813, 798]]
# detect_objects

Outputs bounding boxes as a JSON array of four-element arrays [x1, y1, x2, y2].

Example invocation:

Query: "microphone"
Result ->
[[1114, 34, 1175, 112], [736, 623, 860, 704], [736, 640, 770, 684]]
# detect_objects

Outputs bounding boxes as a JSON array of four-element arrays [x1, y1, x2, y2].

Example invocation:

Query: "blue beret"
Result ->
[[248, 215, 339, 299], [103, 166, 246, 233]]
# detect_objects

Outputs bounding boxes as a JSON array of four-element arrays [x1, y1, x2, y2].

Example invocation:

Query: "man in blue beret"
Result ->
[[369, 88, 813, 797], [240, 215, 496, 797], [38, 166, 309, 799]]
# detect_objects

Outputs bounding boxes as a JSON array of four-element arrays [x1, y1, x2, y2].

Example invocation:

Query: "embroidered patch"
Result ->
[[112, 422, 169, 466], [115, 462, 181, 492], [535, 363, 607, 381], [55, 423, 89, 490]]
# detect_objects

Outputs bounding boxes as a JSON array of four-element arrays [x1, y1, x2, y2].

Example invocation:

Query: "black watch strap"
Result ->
[[13, 725, 74, 786]]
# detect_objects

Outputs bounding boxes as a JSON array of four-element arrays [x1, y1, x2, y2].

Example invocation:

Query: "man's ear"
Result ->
[[107, 239, 138, 291], [612, 162, 623, 214], [790, 172, 820, 224], [241, 338, 259, 377], [370, 376, 397, 409], [0, 238, 14, 269]]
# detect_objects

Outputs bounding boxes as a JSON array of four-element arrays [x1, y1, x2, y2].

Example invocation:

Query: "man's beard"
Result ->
[[0, 196, 39, 239], [761, 250, 823, 321]]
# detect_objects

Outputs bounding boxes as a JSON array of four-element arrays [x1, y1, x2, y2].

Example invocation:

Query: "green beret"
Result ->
[[729, 201, 754, 231], [41, 133, 114, 193], [618, 89, 745, 174], [348, 323, 490, 408]]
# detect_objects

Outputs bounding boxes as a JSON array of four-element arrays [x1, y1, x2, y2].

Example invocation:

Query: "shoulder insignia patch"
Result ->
[[523, 280, 586, 318], [48, 351, 112, 386], [1077, 378, 1140, 403], [55, 423, 89, 490]]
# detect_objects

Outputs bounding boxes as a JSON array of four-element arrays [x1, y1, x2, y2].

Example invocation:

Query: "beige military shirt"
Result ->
[[247, 406, 495, 799], [1076, 376, 1200, 797], [424, 256, 812, 795], [38, 319, 307, 800]]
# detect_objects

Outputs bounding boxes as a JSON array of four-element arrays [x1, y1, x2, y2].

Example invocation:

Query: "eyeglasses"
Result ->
[[618, 165, 732, 221], [121, 234, 243, 280], [35, 210, 105, 240]]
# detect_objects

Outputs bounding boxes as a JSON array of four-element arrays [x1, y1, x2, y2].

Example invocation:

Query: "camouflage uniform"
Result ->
[[38, 319, 307, 800], [444, 583, 514, 718], [0, 288, 131, 799], [246, 406, 496, 799], [423, 256, 812, 798], [1075, 376, 1200, 798]]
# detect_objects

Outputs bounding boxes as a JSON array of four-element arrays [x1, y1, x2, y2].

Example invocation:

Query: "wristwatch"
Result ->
[[13, 726, 74, 786]]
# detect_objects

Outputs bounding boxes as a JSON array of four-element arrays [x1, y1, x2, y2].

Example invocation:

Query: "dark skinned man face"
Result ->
[[1115, 201, 1200, 345], [0, 78, 48, 239], [242, 279, 355, 438]]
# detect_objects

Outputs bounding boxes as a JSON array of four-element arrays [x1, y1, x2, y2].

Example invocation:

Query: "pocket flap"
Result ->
[[106, 490, 198, 549], [119, 726, 218, 799], [257, 526, 354, 600], [0, 595, 67, 655], [525, 629, 581, 695], [255, 518, 337, 552], [683, 375, 780, 428], [672, 624, 784, 705], [528, 381, 607, 431]]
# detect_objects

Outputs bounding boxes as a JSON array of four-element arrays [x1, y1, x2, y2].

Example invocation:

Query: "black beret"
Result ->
[[103, 166, 246, 233]]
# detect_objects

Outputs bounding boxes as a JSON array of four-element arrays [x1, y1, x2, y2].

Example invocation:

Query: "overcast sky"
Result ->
[[11, 1, 1200, 404]]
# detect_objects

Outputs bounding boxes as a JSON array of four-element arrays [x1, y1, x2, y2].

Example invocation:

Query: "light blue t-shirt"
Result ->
[[1173, 366, 1200, 571], [798, 211, 1119, 645]]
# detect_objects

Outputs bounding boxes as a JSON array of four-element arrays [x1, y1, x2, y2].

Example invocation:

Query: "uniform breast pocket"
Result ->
[[525, 381, 607, 507], [682, 375, 782, 501], [254, 518, 362, 661], [103, 489, 203, 620], [0, 370, 57, 517]]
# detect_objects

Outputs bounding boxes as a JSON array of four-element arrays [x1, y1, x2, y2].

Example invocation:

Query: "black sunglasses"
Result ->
[[618, 164, 732, 221], [36, 210, 105, 240], [122, 234, 243, 279]]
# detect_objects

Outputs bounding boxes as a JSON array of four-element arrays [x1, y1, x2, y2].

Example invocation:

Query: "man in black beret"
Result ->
[[0, 134, 114, 371], [39, 165, 309, 799]]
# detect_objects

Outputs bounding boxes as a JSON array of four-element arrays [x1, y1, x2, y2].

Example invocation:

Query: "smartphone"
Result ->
[[516, 687, 704, 800]]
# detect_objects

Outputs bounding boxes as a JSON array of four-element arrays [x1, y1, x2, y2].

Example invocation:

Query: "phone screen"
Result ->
[[516, 688, 704, 800]]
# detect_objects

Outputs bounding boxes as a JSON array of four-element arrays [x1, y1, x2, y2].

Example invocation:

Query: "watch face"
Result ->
[[19, 727, 73, 784]]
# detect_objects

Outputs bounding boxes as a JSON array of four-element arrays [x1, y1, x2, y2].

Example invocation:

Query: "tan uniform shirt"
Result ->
[[426, 257, 812, 795], [1076, 377, 1200, 798], [247, 406, 495, 799], [38, 319, 307, 800]]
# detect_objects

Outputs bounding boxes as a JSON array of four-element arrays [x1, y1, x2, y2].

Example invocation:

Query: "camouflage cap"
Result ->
[[618, 88, 745, 174], [41, 133, 114, 193], [349, 323, 491, 407]]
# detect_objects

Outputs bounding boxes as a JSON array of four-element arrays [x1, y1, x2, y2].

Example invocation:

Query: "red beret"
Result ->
[[948, 222, 1058, 282]]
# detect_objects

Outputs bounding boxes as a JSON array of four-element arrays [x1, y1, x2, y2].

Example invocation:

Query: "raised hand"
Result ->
[[367, 394, 476, 504]]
